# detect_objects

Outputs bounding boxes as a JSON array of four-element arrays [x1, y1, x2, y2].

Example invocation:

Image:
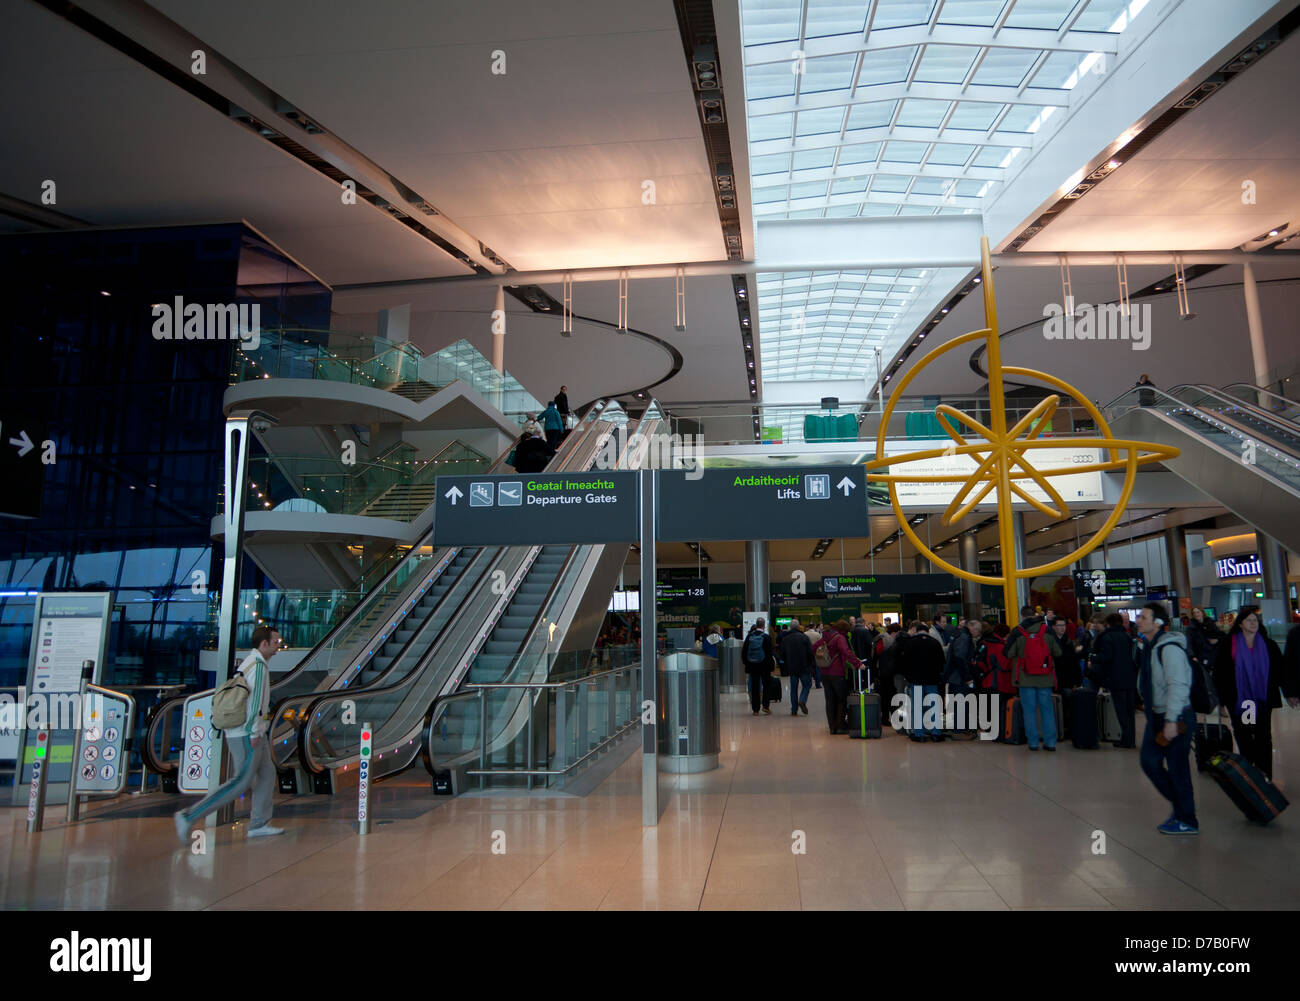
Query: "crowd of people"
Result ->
[[725, 604, 1300, 836]]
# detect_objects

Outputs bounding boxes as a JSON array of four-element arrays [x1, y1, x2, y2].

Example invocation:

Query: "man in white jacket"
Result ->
[[174, 626, 284, 842]]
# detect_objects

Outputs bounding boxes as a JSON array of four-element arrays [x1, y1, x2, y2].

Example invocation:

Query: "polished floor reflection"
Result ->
[[4, 688, 1298, 910]]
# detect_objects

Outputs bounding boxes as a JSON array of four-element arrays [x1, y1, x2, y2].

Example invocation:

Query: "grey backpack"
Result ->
[[211, 670, 250, 731]]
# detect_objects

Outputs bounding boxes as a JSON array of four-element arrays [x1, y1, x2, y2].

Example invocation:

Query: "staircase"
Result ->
[[389, 380, 439, 403], [360, 480, 439, 520]]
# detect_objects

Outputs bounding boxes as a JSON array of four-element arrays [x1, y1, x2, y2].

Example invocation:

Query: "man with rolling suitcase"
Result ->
[[1135, 602, 1198, 835]]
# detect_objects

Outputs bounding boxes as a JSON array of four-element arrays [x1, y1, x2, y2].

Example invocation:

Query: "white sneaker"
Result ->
[[247, 825, 284, 838], [173, 811, 189, 844]]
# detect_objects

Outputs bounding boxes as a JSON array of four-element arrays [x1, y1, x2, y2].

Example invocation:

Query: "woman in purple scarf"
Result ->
[[1212, 607, 1300, 780]]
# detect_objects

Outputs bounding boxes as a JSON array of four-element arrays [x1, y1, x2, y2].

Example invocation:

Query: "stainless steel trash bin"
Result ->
[[657, 652, 720, 773], [719, 638, 746, 693]]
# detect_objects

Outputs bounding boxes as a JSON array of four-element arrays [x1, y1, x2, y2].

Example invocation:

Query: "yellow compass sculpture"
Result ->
[[864, 237, 1179, 619]]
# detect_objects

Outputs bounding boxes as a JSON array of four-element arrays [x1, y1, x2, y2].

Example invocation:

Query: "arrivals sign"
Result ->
[[821, 573, 960, 598], [658, 466, 867, 542], [1215, 553, 1260, 579], [433, 472, 639, 546]]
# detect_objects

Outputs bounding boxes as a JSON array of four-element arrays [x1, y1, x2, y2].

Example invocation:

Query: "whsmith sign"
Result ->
[[1215, 553, 1261, 580]]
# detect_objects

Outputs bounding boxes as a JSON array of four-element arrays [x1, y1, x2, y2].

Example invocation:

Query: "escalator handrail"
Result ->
[[262, 408, 604, 702], [1106, 385, 1300, 491], [290, 405, 619, 774], [142, 693, 191, 774], [1220, 383, 1300, 416], [1104, 383, 1300, 451], [417, 406, 664, 777], [1164, 384, 1300, 445]]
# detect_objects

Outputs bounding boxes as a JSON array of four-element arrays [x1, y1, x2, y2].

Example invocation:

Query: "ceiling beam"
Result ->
[[742, 23, 1120, 64]]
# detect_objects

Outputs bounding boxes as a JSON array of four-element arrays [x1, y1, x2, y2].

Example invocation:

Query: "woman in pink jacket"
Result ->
[[814, 620, 864, 735]]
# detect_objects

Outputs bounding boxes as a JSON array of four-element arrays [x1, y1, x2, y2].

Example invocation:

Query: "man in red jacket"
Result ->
[[813, 620, 863, 735]]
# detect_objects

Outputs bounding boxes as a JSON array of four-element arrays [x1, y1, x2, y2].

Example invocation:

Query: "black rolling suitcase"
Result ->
[[1207, 753, 1288, 824], [1068, 688, 1100, 749], [1194, 717, 1234, 772], [848, 670, 882, 739], [765, 673, 782, 704]]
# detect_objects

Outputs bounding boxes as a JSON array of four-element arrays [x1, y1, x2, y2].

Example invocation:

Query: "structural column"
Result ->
[[914, 554, 929, 574], [744, 540, 769, 612], [1164, 526, 1191, 612], [1242, 262, 1270, 387], [491, 285, 506, 376], [959, 531, 981, 620], [1010, 512, 1029, 612], [1258, 533, 1289, 601]]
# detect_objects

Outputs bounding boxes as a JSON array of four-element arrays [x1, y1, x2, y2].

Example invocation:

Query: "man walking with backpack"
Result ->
[[174, 626, 285, 842], [780, 619, 815, 716], [743, 618, 775, 716], [1135, 602, 1198, 835], [1004, 605, 1062, 751]]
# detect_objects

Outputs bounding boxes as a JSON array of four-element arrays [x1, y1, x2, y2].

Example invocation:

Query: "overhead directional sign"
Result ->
[[434, 472, 639, 545], [0, 415, 47, 520], [657, 466, 868, 542], [821, 573, 960, 598]]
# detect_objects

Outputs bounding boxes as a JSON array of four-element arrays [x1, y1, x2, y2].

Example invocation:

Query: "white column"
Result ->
[[1242, 262, 1269, 387]]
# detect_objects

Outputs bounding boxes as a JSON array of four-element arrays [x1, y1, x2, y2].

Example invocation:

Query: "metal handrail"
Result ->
[[291, 403, 617, 775], [1164, 384, 1300, 443]]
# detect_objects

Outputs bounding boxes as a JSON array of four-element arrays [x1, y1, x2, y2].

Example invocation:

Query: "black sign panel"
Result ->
[[656, 578, 708, 602], [1073, 568, 1145, 600], [822, 573, 959, 597], [658, 466, 868, 542], [0, 415, 47, 520], [433, 472, 638, 545]]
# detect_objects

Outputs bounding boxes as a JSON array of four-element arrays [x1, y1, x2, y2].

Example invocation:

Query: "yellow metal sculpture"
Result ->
[[864, 237, 1179, 619]]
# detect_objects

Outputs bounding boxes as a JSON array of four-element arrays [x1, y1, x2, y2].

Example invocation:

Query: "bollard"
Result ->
[[358, 722, 372, 836], [66, 660, 95, 824], [26, 729, 51, 834]]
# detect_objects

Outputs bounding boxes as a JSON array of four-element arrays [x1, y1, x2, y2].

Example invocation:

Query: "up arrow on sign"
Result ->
[[444, 486, 464, 505], [837, 476, 856, 496]]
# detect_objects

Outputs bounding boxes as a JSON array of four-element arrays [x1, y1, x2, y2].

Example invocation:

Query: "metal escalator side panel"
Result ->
[[294, 405, 623, 774], [1112, 406, 1300, 554]]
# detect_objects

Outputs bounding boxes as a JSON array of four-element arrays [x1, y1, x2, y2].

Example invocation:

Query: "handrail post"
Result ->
[[525, 685, 534, 791], [607, 672, 616, 743], [478, 688, 487, 791]]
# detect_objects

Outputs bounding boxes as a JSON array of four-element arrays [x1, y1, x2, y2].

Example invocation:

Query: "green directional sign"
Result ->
[[657, 466, 869, 542], [433, 472, 639, 546]]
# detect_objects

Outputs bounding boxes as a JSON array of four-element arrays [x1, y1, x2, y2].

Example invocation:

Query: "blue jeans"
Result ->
[[910, 684, 940, 737], [789, 672, 812, 711], [1019, 686, 1057, 748], [1140, 707, 1197, 827]]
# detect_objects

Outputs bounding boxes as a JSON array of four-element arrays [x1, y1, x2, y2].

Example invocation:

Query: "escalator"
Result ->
[[1106, 382, 1300, 551], [290, 401, 665, 788], [142, 401, 623, 786]]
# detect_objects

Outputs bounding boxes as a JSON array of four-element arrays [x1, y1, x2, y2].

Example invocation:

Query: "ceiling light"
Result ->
[[973, 277, 981, 283], [1269, 229, 1280, 237], [100, 290, 111, 296], [1107, 159, 1122, 170], [941, 307, 949, 314]]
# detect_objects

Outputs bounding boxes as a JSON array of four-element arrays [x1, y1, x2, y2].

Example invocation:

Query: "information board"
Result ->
[[179, 693, 217, 794], [879, 440, 1104, 508], [433, 472, 639, 545], [822, 573, 960, 597], [1073, 568, 1145, 600], [12, 593, 110, 805], [658, 466, 868, 542]]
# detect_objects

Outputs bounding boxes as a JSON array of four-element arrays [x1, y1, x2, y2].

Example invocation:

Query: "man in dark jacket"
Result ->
[[743, 618, 775, 716], [555, 386, 570, 420], [780, 620, 815, 716], [511, 433, 555, 473], [851, 618, 873, 669], [1092, 612, 1138, 747], [1003, 606, 1063, 750], [899, 621, 947, 742], [1051, 617, 1083, 690]]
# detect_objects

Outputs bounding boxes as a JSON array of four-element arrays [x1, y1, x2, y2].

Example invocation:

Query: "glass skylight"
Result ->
[[740, 0, 1165, 414]]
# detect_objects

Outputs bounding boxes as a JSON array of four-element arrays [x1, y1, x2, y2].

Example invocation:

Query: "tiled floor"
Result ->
[[4, 688, 1299, 910]]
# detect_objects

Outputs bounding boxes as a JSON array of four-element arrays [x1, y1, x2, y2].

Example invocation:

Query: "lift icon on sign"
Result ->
[[805, 474, 830, 500]]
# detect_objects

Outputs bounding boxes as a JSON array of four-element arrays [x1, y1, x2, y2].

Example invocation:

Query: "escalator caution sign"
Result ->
[[358, 725, 371, 825]]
